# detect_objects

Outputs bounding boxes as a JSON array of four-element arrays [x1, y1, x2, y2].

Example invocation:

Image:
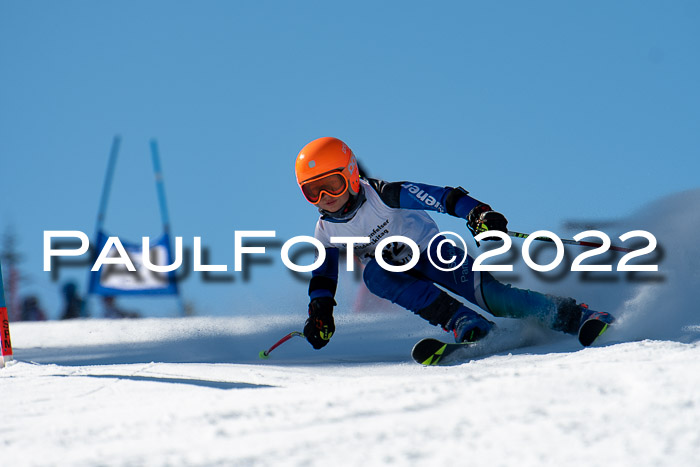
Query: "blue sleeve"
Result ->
[[399, 182, 482, 218], [309, 247, 339, 300]]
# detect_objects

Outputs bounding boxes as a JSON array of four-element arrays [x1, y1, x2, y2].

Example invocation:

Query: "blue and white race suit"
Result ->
[[308, 178, 577, 334]]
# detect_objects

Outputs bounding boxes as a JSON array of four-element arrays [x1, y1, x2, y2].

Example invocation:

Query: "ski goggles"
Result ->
[[299, 171, 349, 204]]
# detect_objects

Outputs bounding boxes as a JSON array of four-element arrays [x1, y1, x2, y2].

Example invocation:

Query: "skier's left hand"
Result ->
[[467, 204, 508, 238]]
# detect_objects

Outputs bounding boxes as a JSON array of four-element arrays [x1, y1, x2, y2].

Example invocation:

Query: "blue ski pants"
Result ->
[[363, 236, 563, 329]]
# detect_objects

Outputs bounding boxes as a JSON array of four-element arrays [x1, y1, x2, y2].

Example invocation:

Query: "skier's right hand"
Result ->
[[304, 297, 336, 349]]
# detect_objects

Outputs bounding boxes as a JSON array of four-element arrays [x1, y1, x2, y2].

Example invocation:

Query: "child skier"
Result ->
[[295, 137, 613, 350]]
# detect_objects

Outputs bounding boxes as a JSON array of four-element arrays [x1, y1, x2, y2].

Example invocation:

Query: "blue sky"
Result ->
[[1, 1, 698, 318]]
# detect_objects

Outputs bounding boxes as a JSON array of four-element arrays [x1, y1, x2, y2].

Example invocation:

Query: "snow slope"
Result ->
[[2, 190, 700, 467], [3, 315, 700, 467]]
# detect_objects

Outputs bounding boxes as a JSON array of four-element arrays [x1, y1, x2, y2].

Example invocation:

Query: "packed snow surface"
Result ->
[[3, 314, 700, 467], [3, 189, 700, 466]]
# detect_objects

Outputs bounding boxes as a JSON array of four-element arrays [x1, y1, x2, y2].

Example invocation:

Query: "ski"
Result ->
[[578, 313, 613, 347], [411, 338, 475, 366], [413, 311, 615, 365]]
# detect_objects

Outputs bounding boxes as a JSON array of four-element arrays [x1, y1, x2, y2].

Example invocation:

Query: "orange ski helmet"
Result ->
[[295, 137, 361, 204]]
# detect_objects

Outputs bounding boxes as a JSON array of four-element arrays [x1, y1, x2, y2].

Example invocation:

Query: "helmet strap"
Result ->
[[319, 186, 366, 221]]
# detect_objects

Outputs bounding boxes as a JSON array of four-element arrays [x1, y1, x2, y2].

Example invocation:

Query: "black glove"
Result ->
[[467, 203, 508, 239], [304, 297, 336, 349]]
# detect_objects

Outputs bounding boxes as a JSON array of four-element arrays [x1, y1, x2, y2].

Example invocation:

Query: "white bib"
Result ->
[[315, 179, 440, 265]]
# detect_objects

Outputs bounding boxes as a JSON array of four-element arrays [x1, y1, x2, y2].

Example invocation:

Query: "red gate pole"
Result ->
[[0, 260, 14, 367]]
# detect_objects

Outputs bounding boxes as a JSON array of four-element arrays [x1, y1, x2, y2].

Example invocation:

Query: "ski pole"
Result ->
[[507, 230, 634, 253], [259, 331, 304, 359]]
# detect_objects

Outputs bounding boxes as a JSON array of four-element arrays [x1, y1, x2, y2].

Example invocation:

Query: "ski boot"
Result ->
[[553, 298, 615, 347], [446, 307, 494, 343]]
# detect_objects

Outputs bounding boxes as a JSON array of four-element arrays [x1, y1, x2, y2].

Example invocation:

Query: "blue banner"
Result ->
[[88, 231, 179, 296]]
